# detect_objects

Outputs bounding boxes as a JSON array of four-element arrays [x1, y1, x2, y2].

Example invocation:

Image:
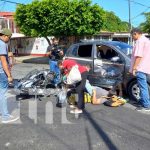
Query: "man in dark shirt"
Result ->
[[47, 42, 64, 86]]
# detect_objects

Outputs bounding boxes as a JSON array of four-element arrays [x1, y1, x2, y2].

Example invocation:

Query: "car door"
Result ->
[[88, 43, 125, 89]]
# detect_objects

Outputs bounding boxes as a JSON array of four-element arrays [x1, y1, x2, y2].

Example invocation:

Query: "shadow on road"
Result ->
[[23, 57, 49, 64], [83, 109, 119, 150], [22, 57, 49, 64]]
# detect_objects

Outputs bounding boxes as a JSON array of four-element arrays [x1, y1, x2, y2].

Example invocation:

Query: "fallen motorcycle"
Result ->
[[14, 69, 62, 100]]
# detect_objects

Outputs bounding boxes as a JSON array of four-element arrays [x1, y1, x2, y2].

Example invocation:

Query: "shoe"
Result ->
[[2, 115, 19, 124], [56, 103, 62, 108], [135, 107, 150, 112], [70, 109, 83, 114], [16, 96, 23, 101], [69, 105, 77, 109]]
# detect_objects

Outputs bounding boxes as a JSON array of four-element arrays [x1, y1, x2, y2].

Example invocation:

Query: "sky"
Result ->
[[1, 0, 150, 27], [93, 0, 150, 27]]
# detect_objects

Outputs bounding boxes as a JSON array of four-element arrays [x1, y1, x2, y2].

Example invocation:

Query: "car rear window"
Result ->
[[78, 45, 92, 57]]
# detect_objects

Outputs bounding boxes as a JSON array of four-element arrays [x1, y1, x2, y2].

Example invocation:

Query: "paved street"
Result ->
[[0, 63, 150, 150]]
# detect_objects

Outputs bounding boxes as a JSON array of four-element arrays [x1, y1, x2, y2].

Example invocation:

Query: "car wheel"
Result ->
[[128, 80, 150, 102], [128, 80, 140, 102]]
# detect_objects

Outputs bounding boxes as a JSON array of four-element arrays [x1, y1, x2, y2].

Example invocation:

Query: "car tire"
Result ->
[[128, 80, 150, 102], [128, 80, 140, 102]]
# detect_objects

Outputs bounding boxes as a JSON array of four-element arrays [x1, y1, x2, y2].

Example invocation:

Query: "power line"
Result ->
[[0, 0, 23, 5], [131, 7, 150, 20], [125, 0, 150, 26], [125, 0, 149, 8], [127, 0, 150, 18], [130, 0, 149, 8]]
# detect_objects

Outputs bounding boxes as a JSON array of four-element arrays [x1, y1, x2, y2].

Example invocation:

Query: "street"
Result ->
[[0, 63, 150, 150]]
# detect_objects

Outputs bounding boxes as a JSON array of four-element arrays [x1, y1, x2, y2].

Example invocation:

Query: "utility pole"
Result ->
[[128, 0, 132, 45]]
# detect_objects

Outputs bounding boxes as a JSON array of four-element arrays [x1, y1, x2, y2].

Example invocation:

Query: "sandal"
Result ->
[[112, 96, 127, 105], [111, 95, 119, 102]]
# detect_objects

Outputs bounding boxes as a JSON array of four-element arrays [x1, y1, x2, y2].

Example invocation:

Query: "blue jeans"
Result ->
[[136, 71, 150, 108], [0, 73, 10, 119], [49, 60, 61, 85], [85, 80, 93, 96]]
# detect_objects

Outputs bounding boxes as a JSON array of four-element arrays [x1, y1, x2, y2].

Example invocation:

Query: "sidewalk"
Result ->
[[15, 55, 49, 64]]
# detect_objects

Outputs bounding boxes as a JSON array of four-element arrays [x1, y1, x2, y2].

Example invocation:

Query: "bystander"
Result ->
[[0, 28, 19, 123], [130, 28, 150, 111], [47, 39, 64, 87]]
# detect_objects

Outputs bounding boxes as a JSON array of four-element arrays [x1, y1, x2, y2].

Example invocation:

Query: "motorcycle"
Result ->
[[14, 69, 62, 101]]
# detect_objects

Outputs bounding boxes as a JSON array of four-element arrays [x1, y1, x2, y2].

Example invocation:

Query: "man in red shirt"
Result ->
[[58, 59, 90, 114]]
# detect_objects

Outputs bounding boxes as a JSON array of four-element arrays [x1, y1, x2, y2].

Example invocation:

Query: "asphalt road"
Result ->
[[0, 63, 150, 150]]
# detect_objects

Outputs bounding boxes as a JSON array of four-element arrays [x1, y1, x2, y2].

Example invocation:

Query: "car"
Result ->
[[64, 40, 150, 101]]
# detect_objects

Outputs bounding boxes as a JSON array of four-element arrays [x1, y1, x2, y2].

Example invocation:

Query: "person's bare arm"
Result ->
[[8, 52, 15, 68], [91, 89, 101, 105], [132, 56, 142, 76], [0, 55, 13, 82]]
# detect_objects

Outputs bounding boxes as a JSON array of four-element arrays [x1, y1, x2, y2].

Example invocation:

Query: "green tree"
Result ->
[[139, 12, 150, 33], [120, 21, 130, 31], [102, 11, 129, 32], [15, 0, 105, 45]]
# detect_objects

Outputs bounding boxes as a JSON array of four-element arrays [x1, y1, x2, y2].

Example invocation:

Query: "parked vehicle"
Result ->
[[64, 40, 150, 101]]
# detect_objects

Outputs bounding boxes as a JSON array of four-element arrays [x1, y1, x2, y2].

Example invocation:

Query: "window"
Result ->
[[96, 45, 118, 59], [78, 45, 92, 57], [67, 45, 78, 56], [71, 45, 78, 56]]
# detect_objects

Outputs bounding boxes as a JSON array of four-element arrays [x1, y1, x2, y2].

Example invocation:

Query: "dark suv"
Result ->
[[64, 40, 150, 101]]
